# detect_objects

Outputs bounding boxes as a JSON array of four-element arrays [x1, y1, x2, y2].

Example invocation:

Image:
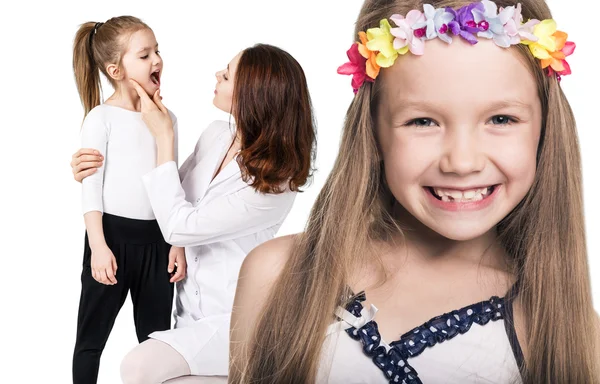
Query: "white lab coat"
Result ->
[[141, 120, 297, 375]]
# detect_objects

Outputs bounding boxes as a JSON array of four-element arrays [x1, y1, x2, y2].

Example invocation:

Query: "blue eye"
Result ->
[[406, 118, 436, 127], [489, 115, 517, 125]]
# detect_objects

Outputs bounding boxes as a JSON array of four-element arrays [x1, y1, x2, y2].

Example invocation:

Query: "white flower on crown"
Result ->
[[419, 4, 456, 44], [474, 0, 514, 47]]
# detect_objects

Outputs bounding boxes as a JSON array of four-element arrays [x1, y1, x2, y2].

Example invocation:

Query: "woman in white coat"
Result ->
[[70, 44, 316, 383]]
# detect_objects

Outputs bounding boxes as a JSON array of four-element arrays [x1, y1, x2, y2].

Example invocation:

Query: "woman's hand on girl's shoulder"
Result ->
[[71, 148, 103, 183]]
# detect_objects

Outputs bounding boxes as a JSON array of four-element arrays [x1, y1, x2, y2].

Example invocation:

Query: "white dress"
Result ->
[[317, 292, 523, 383], [142, 120, 297, 375]]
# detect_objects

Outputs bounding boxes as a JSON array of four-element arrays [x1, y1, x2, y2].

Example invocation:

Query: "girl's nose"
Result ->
[[439, 130, 485, 176]]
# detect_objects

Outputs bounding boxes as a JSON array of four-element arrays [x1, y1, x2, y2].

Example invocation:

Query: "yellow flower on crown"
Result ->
[[365, 19, 398, 68], [525, 19, 557, 58]]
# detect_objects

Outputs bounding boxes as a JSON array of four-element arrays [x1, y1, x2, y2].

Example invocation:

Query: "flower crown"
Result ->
[[338, 0, 575, 93]]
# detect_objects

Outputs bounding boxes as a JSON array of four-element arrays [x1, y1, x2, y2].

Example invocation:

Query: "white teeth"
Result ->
[[463, 190, 475, 199], [432, 186, 494, 202], [449, 191, 462, 199]]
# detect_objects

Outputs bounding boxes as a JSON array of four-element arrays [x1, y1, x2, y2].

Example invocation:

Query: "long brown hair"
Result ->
[[236, 1, 599, 383], [233, 44, 316, 194], [73, 16, 149, 117]]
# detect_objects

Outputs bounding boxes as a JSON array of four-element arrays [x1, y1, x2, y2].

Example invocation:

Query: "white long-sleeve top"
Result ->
[[80, 104, 178, 220], [141, 120, 297, 375]]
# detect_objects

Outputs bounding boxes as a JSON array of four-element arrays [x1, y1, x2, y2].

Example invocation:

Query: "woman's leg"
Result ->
[[121, 339, 191, 384]]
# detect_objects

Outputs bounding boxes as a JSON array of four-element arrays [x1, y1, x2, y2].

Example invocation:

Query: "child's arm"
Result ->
[[80, 110, 117, 285], [84, 211, 117, 285]]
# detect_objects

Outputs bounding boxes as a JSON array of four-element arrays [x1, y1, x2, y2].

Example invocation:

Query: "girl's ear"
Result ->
[[106, 63, 123, 81]]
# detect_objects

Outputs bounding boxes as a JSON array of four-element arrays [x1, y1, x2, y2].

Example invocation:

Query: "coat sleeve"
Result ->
[[142, 161, 296, 247], [172, 112, 179, 166]]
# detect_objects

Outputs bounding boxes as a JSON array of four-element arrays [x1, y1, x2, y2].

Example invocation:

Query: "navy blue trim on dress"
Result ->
[[344, 291, 515, 384]]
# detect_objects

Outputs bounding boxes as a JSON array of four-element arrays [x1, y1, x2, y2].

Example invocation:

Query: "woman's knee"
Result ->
[[120, 339, 190, 384], [120, 346, 150, 384]]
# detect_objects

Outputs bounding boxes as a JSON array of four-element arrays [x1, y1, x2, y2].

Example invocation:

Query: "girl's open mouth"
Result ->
[[150, 70, 160, 86]]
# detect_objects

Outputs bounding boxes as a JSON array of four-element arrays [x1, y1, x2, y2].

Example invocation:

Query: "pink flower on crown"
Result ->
[[390, 10, 427, 55], [337, 43, 374, 94], [503, 3, 539, 45]]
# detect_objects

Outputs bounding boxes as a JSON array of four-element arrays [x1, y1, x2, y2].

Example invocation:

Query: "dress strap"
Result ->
[[503, 280, 525, 372]]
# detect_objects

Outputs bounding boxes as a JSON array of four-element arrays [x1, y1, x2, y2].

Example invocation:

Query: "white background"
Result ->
[[0, 0, 597, 383]]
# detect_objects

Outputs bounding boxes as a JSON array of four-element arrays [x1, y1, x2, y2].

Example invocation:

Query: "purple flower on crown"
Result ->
[[421, 4, 456, 44], [447, 2, 485, 44], [473, 0, 514, 47]]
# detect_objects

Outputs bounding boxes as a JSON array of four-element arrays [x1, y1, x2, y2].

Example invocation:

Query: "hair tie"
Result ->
[[88, 22, 104, 59], [93, 22, 104, 35]]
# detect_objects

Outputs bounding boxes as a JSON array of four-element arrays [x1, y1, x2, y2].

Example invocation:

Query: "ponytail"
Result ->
[[73, 22, 102, 118]]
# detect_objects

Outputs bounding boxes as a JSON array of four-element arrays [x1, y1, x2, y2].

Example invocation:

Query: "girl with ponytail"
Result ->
[[71, 16, 182, 384]]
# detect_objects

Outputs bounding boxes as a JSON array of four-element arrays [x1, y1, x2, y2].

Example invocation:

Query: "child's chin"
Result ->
[[433, 224, 493, 242]]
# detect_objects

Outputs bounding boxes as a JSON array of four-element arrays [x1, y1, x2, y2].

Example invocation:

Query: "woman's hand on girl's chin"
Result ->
[[71, 148, 103, 183], [129, 79, 173, 139]]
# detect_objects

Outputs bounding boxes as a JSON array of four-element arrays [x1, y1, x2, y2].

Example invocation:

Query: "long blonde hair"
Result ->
[[72, 16, 149, 117], [235, 0, 599, 383]]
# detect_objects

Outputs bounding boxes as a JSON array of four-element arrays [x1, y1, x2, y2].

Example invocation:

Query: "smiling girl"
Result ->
[[71, 16, 183, 384], [230, 0, 599, 383]]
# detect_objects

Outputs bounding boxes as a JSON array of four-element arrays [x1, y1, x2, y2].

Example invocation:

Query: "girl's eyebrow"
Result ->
[[482, 99, 533, 113], [137, 44, 159, 54]]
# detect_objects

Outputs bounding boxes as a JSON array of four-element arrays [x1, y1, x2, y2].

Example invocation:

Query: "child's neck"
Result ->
[[104, 86, 142, 112]]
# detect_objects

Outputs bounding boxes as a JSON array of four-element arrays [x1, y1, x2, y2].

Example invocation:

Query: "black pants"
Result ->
[[72, 213, 174, 384]]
